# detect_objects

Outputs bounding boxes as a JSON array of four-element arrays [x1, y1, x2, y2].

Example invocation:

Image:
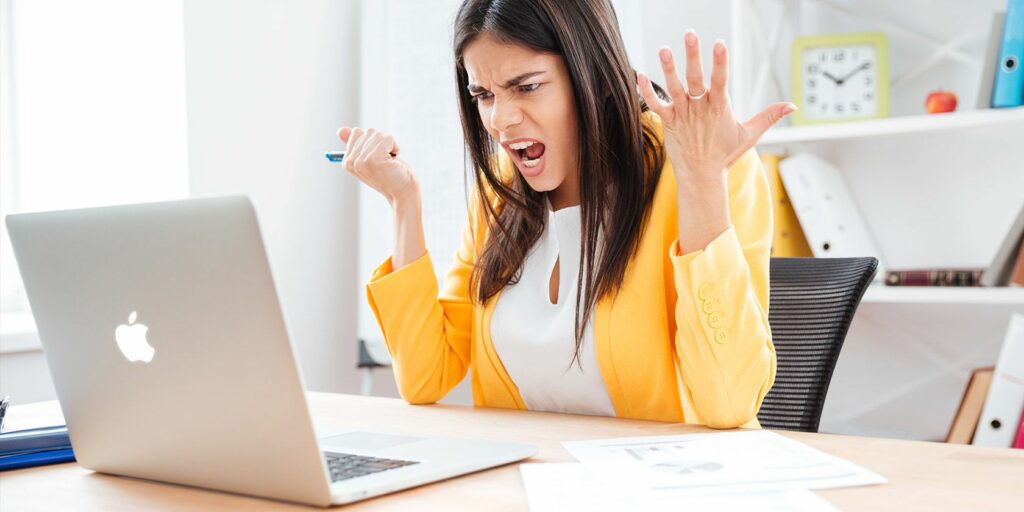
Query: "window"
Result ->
[[0, 0, 188, 347]]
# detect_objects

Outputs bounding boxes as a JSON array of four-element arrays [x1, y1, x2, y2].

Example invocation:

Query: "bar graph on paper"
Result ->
[[563, 431, 887, 496], [615, 441, 726, 474]]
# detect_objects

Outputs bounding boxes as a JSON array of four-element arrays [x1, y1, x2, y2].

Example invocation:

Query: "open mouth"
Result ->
[[506, 140, 547, 169]]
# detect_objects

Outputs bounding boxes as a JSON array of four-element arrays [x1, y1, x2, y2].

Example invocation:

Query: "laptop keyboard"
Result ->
[[324, 452, 419, 482]]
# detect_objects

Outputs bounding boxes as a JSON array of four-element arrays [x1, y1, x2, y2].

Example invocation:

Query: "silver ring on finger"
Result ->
[[687, 87, 707, 101]]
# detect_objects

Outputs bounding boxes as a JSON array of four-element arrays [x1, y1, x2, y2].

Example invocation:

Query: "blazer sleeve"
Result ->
[[364, 194, 487, 405], [670, 147, 776, 429]]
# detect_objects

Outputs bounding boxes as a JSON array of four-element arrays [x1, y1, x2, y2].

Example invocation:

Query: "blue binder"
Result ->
[[0, 426, 75, 471], [0, 448, 75, 471], [993, 0, 1024, 107]]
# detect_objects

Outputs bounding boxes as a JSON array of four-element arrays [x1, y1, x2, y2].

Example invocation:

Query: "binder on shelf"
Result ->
[[992, 0, 1024, 108], [777, 152, 885, 279], [974, 313, 1024, 447], [1010, 237, 1024, 287], [1014, 410, 1024, 449], [762, 153, 813, 257], [978, 11, 1007, 108], [981, 202, 1024, 287], [946, 367, 995, 444]]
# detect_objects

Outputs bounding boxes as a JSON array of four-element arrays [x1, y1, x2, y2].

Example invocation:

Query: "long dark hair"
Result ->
[[453, 0, 669, 368]]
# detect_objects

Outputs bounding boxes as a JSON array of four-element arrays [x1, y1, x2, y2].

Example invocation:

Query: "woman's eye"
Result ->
[[471, 84, 540, 103]]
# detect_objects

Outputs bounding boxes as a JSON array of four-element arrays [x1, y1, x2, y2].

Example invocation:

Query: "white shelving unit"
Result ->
[[760, 106, 1024, 145], [730, 0, 1024, 442], [862, 284, 1024, 305]]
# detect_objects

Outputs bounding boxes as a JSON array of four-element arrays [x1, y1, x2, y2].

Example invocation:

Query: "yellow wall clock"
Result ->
[[790, 32, 890, 125]]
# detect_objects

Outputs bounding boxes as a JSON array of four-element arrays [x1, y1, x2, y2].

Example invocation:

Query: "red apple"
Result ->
[[926, 90, 957, 114]]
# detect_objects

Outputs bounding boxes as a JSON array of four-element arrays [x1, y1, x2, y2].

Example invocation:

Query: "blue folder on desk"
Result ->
[[0, 426, 76, 471]]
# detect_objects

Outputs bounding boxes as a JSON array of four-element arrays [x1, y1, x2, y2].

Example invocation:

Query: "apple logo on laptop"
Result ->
[[115, 311, 154, 363]]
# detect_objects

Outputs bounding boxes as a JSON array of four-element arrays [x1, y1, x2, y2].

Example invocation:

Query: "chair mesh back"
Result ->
[[757, 257, 878, 432]]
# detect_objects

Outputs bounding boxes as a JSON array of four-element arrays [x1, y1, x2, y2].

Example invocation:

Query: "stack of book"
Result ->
[[884, 268, 986, 287]]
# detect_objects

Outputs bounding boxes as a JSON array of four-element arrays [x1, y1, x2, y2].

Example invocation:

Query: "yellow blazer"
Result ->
[[366, 111, 776, 429]]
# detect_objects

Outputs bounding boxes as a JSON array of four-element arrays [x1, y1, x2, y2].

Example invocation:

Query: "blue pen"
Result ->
[[325, 150, 397, 163]]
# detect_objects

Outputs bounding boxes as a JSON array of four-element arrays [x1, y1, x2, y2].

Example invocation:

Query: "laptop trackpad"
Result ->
[[320, 431, 423, 451]]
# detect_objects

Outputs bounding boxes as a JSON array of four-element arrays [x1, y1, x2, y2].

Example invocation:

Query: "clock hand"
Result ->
[[822, 71, 842, 84], [838, 62, 870, 84]]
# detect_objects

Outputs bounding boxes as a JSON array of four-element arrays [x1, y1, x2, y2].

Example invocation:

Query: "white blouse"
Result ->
[[490, 199, 616, 417]]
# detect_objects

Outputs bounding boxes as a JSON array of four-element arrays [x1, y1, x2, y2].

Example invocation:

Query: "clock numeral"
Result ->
[[835, 103, 845, 113], [833, 50, 845, 62], [821, 102, 828, 113], [864, 92, 874, 100], [851, 102, 861, 113], [865, 76, 872, 85], [807, 79, 817, 89], [808, 95, 817, 104], [807, 64, 819, 74]]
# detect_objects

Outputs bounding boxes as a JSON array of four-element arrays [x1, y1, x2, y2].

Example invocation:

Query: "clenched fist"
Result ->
[[337, 127, 418, 206]]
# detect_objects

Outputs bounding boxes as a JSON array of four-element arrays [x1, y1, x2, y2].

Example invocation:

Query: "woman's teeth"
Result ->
[[507, 140, 545, 168]]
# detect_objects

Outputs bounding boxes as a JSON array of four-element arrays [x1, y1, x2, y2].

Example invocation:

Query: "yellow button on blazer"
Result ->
[[366, 111, 776, 429]]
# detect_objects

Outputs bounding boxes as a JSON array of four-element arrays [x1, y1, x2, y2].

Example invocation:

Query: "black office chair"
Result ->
[[757, 257, 878, 432]]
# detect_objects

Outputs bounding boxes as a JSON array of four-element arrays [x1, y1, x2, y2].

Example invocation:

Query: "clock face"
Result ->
[[800, 44, 879, 119]]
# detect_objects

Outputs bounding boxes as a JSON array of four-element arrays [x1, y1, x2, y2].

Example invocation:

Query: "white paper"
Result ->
[[520, 463, 841, 512], [562, 430, 885, 497], [1, 400, 65, 433]]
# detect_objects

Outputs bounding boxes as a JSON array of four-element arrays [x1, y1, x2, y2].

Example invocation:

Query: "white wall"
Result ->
[[636, 0, 733, 90], [183, 0, 363, 394]]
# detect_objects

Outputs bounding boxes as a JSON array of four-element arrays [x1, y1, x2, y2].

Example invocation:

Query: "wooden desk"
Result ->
[[2, 392, 1023, 510]]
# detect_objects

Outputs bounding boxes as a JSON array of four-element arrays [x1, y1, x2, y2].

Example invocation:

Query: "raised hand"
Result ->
[[337, 127, 417, 205], [636, 31, 795, 181]]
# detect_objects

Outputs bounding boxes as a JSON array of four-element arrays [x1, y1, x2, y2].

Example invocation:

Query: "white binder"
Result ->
[[778, 153, 886, 279], [973, 313, 1024, 447]]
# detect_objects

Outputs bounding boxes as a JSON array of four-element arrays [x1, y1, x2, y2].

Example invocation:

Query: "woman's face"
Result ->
[[463, 33, 579, 206]]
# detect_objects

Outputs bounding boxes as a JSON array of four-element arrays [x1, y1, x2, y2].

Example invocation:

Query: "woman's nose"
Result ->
[[489, 98, 523, 132]]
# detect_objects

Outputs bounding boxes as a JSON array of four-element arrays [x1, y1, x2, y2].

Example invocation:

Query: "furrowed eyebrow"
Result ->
[[467, 71, 546, 94]]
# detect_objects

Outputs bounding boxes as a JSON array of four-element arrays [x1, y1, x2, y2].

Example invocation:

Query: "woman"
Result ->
[[337, 0, 795, 429]]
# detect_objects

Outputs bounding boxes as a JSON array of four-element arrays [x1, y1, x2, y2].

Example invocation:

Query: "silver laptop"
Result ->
[[5, 195, 537, 507]]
